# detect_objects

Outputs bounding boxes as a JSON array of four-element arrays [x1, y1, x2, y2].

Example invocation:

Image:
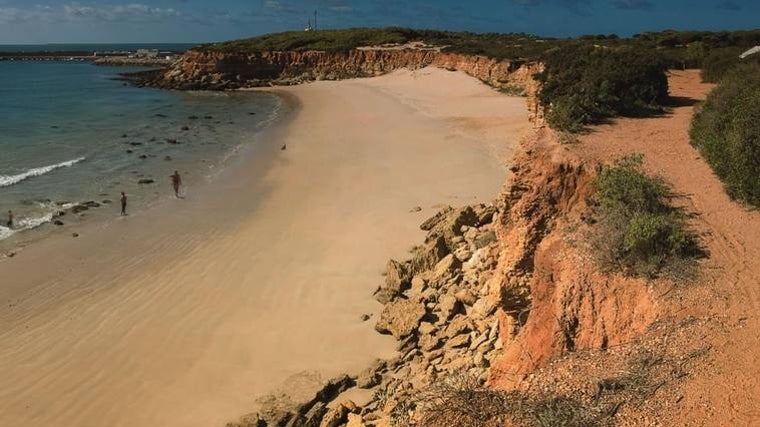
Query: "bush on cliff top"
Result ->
[[592, 155, 699, 278], [196, 27, 550, 59], [690, 62, 760, 206], [537, 44, 669, 132]]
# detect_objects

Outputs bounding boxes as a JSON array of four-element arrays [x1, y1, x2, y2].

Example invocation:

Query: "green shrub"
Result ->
[[536, 45, 669, 132], [690, 62, 760, 206], [700, 48, 742, 83], [592, 155, 699, 278]]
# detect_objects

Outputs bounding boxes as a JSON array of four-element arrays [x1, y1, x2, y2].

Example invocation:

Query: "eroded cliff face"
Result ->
[[486, 130, 658, 389], [136, 49, 545, 125]]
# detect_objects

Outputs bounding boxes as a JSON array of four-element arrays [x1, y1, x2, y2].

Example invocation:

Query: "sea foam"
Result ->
[[0, 213, 55, 241], [0, 157, 86, 188]]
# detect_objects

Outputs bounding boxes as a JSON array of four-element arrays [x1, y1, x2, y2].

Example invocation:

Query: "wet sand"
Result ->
[[0, 67, 530, 427]]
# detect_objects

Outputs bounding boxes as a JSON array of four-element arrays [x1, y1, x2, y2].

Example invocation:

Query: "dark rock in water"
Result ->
[[155, 113, 168, 118], [71, 205, 89, 214], [54, 220, 64, 226], [129, 142, 143, 146], [204, 115, 213, 119], [56, 211, 66, 217], [166, 138, 179, 144], [102, 200, 112, 204], [121, 134, 127, 138], [188, 115, 199, 120], [82, 201, 101, 208], [51, 125, 59, 129], [139, 154, 148, 159], [126, 150, 133, 154], [149, 137, 156, 142], [164, 156, 173, 161], [181, 126, 189, 131], [248, 112, 256, 115], [138, 179, 155, 185]]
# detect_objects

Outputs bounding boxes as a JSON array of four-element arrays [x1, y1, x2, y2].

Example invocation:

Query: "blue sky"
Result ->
[[0, 0, 757, 44]]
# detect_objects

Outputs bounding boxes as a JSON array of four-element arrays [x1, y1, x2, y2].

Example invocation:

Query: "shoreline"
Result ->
[[0, 81, 292, 257], [0, 68, 530, 427]]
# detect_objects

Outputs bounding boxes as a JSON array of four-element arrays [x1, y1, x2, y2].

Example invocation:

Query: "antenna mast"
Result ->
[[314, 10, 317, 31]]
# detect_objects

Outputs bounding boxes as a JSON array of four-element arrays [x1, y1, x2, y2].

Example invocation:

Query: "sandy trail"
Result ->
[[0, 68, 529, 427], [576, 70, 760, 425]]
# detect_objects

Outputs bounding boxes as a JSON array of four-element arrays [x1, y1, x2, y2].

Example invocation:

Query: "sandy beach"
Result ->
[[0, 68, 529, 427]]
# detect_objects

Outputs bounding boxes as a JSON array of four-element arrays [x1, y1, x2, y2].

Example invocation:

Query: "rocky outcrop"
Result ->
[[225, 129, 662, 427], [129, 49, 546, 126], [486, 129, 658, 388], [227, 203, 505, 427]]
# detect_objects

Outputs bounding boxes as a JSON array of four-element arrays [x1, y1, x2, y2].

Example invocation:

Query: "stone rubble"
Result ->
[[228, 203, 504, 427]]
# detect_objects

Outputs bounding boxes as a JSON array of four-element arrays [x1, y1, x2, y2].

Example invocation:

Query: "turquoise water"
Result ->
[[0, 61, 283, 242], [0, 43, 195, 53]]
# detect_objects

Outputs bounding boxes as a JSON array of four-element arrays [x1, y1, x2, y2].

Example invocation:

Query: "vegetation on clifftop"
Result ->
[[194, 27, 760, 132], [690, 62, 760, 207], [591, 155, 700, 278], [537, 44, 669, 132]]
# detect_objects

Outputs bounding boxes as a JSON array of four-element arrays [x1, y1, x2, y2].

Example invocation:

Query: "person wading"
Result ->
[[170, 170, 182, 198], [120, 192, 127, 216], [6, 210, 13, 229]]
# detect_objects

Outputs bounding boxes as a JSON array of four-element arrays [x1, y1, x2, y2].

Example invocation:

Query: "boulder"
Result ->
[[410, 236, 448, 274], [384, 259, 411, 294], [444, 315, 472, 339], [373, 287, 398, 305], [444, 334, 471, 349], [430, 254, 460, 286], [475, 230, 498, 249], [453, 245, 473, 262], [356, 360, 385, 389], [454, 289, 477, 306], [319, 404, 349, 427], [410, 276, 427, 296], [419, 333, 442, 352], [418, 322, 437, 336], [473, 204, 498, 226], [419, 207, 452, 231], [304, 402, 328, 427], [437, 294, 461, 323], [375, 298, 426, 339], [346, 413, 366, 427]]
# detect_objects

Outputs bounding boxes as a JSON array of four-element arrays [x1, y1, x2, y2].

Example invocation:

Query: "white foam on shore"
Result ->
[[0, 212, 54, 241], [0, 157, 86, 188]]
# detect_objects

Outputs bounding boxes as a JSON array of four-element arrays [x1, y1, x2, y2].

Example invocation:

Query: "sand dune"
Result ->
[[0, 68, 529, 427]]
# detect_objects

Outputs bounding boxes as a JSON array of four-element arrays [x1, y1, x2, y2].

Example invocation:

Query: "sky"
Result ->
[[0, 0, 758, 44]]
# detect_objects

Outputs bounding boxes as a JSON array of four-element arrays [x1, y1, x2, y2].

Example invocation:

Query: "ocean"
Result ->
[[0, 43, 196, 53], [0, 59, 284, 245]]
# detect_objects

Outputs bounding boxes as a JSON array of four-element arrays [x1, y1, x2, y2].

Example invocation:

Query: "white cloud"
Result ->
[[64, 2, 182, 22], [0, 3, 183, 24]]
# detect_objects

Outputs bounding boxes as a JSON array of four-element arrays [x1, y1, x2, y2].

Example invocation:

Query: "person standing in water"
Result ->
[[170, 170, 182, 198], [120, 192, 127, 216], [6, 210, 13, 229]]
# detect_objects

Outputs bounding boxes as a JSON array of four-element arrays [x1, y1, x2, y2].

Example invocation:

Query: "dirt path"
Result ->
[[573, 70, 760, 425]]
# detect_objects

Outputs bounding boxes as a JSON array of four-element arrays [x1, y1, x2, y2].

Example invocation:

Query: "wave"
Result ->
[[0, 212, 53, 241], [0, 157, 86, 188]]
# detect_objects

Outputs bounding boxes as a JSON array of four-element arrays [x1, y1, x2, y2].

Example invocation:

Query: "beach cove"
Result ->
[[0, 67, 530, 427]]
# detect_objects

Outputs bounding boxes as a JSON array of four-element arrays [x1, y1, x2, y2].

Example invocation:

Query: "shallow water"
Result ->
[[0, 61, 282, 244]]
